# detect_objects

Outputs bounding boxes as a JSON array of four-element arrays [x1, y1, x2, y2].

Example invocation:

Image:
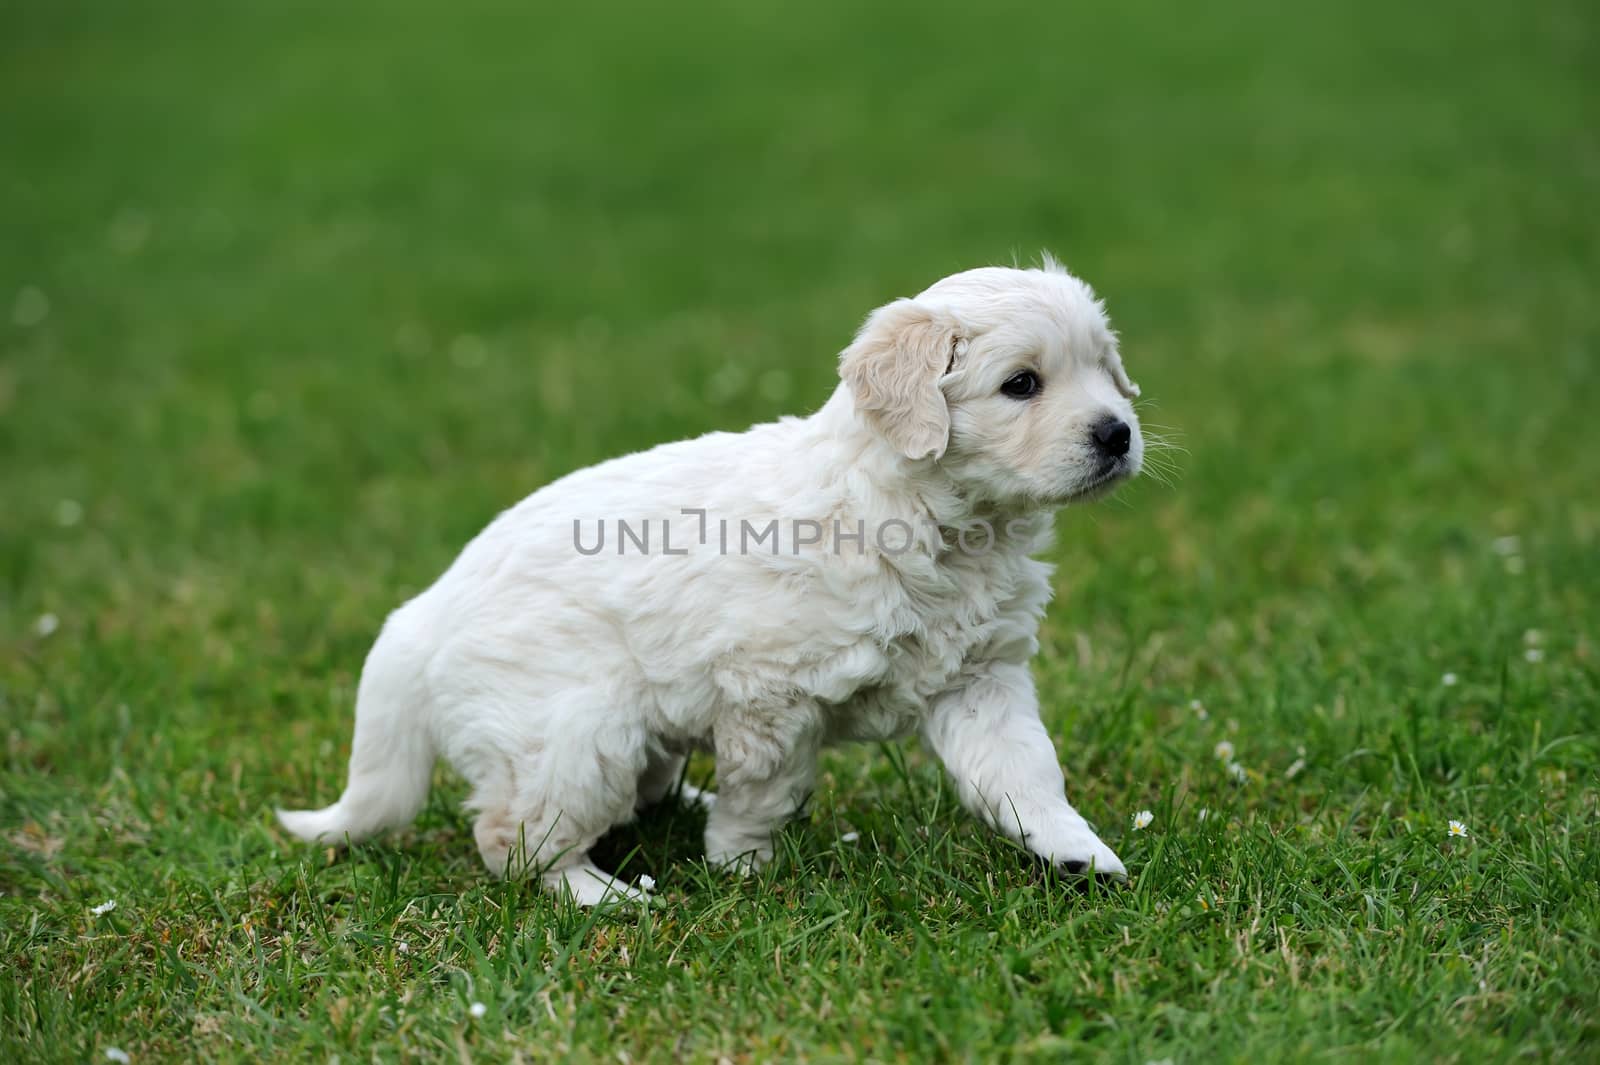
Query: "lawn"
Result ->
[[2, 0, 1597, 1061]]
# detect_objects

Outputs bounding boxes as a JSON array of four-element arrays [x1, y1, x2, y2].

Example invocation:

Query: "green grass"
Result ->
[[3, 0, 1598, 1060]]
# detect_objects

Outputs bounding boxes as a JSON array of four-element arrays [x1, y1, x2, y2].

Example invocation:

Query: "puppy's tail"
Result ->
[[277, 630, 435, 846]]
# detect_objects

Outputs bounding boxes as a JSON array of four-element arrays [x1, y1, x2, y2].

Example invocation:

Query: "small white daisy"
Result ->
[[34, 613, 60, 637], [839, 831, 860, 843], [1227, 761, 1247, 783], [1189, 699, 1208, 720], [90, 899, 117, 917], [1213, 740, 1235, 762], [1448, 820, 1468, 838], [104, 1049, 131, 1065], [1441, 672, 1458, 687], [1132, 810, 1154, 830], [1525, 648, 1544, 663], [1285, 758, 1306, 780], [468, 1001, 487, 1019], [637, 874, 656, 892]]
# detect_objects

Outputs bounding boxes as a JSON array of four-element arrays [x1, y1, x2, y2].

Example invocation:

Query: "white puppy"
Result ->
[[279, 260, 1144, 904]]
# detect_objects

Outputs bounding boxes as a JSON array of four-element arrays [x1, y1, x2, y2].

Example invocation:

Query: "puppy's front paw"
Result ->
[[1041, 825, 1127, 881]]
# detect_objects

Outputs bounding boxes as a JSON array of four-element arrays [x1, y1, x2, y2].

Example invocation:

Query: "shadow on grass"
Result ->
[[590, 790, 714, 886]]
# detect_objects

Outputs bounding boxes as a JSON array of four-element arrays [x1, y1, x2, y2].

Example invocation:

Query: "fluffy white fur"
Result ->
[[278, 261, 1144, 905]]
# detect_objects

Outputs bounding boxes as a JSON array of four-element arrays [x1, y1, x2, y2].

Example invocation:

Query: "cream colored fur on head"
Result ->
[[278, 260, 1145, 905]]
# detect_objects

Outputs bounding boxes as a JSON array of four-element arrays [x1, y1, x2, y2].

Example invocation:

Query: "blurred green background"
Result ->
[[2, 1, 1597, 1061]]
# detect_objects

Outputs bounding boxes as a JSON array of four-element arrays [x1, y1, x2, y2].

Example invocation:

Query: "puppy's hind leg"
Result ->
[[474, 806, 644, 905], [544, 862, 647, 906], [467, 701, 653, 906], [704, 702, 822, 873]]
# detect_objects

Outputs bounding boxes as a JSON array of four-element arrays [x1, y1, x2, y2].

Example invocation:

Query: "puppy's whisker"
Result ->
[[1142, 450, 1185, 470], [1138, 467, 1174, 488], [1144, 450, 1182, 473], [1141, 437, 1189, 461]]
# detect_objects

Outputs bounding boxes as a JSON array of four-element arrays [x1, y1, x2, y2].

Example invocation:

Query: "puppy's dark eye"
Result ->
[[1000, 370, 1041, 399]]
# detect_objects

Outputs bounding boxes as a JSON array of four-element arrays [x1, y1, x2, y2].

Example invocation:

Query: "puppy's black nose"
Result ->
[[1092, 418, 1132, 458]]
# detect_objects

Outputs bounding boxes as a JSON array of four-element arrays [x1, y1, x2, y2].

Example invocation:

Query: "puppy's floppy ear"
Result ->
[[1106, 345, 1141, 400], [839, 299, 963, 460]]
